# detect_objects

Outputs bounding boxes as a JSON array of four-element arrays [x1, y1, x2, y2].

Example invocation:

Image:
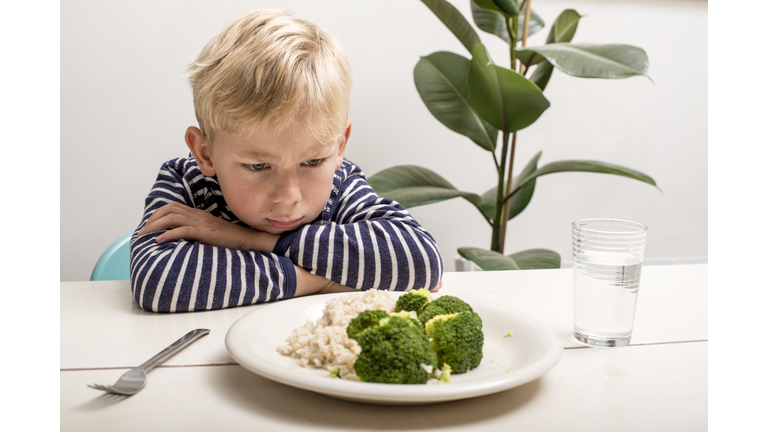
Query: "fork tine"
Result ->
[[88, 384, 108, 391], [88, 383, 136, 395], [88, 384, 118, 393]]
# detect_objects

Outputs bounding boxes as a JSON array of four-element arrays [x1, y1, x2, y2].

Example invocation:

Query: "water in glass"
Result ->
[[573, 251, 642, 347]]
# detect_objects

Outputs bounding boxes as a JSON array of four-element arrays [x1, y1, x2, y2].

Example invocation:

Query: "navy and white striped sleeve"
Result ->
[[274, 162, 443, 292], [129, 159, 297, 313]]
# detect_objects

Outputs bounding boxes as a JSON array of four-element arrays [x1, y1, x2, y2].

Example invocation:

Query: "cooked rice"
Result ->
[[276, 290, 396, 380]]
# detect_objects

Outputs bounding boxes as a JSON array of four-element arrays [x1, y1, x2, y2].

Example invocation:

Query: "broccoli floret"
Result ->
[[395, 288, 433, 314], [424, 311, 484, 374], [352, 316, 438, 384], [388, 310, 422, 329], [347, 310, 390, 340], [418, 295, 474, 325]]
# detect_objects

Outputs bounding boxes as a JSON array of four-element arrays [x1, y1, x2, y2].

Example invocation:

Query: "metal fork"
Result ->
[[88, 328, 210, 396]]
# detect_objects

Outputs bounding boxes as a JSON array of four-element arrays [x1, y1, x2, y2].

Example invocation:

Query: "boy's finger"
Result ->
[[155, 226, 200, 243], [141, 212, 195, 236]]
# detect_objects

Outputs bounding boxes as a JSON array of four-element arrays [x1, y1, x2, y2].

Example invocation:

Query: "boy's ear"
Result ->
[[336, 120, 352, 169], [185, 126, 216, 176]]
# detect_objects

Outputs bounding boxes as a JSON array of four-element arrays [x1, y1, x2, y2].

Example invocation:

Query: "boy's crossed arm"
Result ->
[[137, 201, 356, 298]]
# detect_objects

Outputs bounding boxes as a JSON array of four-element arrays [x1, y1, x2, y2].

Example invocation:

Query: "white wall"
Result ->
[[60, 0, 707, 281]]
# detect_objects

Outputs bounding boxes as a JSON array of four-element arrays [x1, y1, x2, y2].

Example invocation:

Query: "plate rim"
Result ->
[[225, 292, 562, 404]]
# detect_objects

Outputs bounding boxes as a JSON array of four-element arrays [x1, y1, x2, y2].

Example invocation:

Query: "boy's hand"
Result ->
[[137, 202, 279, 252], [430, 281, 443, 293]]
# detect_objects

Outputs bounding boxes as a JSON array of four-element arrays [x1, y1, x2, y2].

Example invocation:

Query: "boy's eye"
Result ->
[[246, 163, 267, 171], [305, 159, 324, 167]]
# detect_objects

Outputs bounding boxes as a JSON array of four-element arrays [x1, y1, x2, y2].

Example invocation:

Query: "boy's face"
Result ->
[[187, 121, 350, 235]]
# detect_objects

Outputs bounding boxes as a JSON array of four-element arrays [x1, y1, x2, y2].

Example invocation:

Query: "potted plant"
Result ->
[[368, 0, 661, 271]]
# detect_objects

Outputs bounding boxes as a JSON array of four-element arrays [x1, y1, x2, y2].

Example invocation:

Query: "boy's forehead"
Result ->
[[222, 129, 336, 160]]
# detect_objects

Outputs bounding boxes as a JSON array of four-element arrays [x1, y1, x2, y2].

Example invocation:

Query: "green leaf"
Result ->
[[468, 44, 551, 133], [491, 0, 519, 16], [368, 165, 484, 212], [473, 0, 517, 16], [478, 186, 497, 223], [414, 52, 498, 152], [516, 10, 580, 69], [517, 1, 545, 40], [507, 248, 561, 269], [420, 0, 481, 54], [515, 43, 651, 79], [515, 48, 545, 68], [458, 247, 561, 271], [512, 160, 662, 197], [529, 61, 554, 91], [546, 9, 583, 44], [458, 247, 520, 270], [518, 9, 581, 91], [480, 151, 541, 223], [472, 1, 544, 44], [471, 1, 512, 44]]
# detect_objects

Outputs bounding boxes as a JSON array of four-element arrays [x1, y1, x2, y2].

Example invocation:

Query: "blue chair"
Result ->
[[90, 232, 133, 281]]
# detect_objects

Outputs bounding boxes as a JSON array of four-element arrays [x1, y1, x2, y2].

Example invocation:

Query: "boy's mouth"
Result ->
[[266, 217, 304, 229]]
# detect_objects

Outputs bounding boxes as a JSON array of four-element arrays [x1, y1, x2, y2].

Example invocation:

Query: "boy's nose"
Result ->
[[270, 172, 302, 204]]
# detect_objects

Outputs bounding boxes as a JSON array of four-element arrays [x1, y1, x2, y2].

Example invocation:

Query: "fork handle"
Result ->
[[138, 328, 211, 372]]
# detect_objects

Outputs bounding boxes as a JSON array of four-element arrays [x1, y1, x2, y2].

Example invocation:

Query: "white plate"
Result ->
[[225, 292, 562, 405]]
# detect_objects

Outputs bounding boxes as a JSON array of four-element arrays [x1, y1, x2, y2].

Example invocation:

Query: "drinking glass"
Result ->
[[572, 218, 647, 347]]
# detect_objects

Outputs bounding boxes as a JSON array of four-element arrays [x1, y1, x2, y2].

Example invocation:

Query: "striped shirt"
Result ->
[[130, 156, 443, 312]]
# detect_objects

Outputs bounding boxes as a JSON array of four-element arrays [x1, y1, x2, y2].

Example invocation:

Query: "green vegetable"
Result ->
[[347, 310, 390, 340], [388, 310, 423, 329], [418, 295, 474, 325], [424, 311, 484, 374], [395, 288, 433, 314], [436, 363, 452, 384], [350, 315, 438, 384]]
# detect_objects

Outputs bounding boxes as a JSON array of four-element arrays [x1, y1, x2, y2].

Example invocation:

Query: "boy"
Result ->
[[130, 9, 443, 312]]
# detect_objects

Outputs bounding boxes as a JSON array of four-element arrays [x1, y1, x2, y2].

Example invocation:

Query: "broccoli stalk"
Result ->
[[436, 363, 452, 383]]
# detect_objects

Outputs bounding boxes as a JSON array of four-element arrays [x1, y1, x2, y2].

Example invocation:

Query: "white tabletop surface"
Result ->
[[61, 264, 707, 431]]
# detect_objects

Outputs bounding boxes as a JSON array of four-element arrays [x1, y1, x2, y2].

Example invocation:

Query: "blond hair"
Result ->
[[186, 9, 353, 146]]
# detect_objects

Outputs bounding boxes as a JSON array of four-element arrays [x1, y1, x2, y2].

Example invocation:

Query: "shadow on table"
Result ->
[[75, 392, 133, 410], [213, 365, 542, 429]]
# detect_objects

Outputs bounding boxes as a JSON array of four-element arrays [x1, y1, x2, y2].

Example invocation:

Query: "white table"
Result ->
[[61, 264, 707, 431]]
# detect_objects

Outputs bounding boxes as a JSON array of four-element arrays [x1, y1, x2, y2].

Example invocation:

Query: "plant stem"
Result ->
[[507, 16, 518, 68], [498, 0, 533, 255], [491, 130, 510, 253], [499, 131, 518, 253], [519, 0, 533, 74]]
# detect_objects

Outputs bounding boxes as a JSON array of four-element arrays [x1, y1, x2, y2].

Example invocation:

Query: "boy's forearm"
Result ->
[[294, 265, 331, 296], [242, 229, 280, 253], [277, 220, 444, 292], [293, 265, 359, 297], [130, 231, 297, 312]]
